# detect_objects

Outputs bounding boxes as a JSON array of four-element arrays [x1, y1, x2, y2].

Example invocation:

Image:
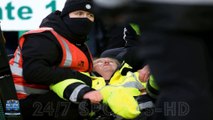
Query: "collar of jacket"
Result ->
[[108, 62, 133, 82], [119, 62, 134, 75]]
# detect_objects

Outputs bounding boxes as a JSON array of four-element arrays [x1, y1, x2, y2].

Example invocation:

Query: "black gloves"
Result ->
[[123, 24, 140, 47], [121, 23, 145, 70], [100, 23, 145, 71]]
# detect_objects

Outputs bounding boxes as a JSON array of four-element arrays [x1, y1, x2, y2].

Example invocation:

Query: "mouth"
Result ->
[[103, 64, 111, 67]]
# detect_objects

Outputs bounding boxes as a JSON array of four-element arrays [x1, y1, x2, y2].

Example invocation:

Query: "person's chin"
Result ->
[[102, 67, 110, 70], [103, 66, 111, 69]]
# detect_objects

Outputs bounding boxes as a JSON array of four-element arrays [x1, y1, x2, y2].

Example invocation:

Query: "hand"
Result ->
[[138, 65, 150, 82], [83, 91, 103, 104], [123, 24, 140, 47]]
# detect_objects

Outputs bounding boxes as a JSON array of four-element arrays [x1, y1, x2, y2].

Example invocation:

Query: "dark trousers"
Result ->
[[135, 3, 213, 120], [20, 91, 84, 120]]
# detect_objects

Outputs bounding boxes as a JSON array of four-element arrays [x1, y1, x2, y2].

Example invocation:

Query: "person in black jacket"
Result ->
[[9, 0, 102, 119], [93, 0, 213, 120]]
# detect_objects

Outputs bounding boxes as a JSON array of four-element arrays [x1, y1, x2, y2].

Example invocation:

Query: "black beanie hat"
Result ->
[[61, 0, 93, 16]]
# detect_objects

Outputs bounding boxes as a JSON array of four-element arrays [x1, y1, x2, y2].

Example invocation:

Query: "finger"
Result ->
[[144, 74, 150, 82], [140, 73, 146, 82]]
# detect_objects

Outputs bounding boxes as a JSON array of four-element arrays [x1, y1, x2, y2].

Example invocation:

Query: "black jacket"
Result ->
[[21, 11, 93, 88]]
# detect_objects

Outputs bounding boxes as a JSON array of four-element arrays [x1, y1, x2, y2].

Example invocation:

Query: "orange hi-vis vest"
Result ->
[[9, 27, 93, 99]]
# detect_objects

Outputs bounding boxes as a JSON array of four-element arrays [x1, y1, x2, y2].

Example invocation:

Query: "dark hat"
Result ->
[[100, 47, 126, 63], [61, 0, 93, 16]]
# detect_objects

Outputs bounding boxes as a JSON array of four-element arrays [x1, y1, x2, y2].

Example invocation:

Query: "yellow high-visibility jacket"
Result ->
[[91, 63, 146, 119], [50, 62, 151, 119]]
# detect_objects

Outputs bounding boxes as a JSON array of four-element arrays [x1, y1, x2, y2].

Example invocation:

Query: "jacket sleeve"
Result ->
[[50, 78, 94, 103], [146, 75, 159, 99], [100, 86, 141, 119], [21, 32, 92, 86]]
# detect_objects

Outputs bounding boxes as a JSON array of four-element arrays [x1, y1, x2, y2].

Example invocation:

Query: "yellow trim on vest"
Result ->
[[80, 72, 90, 76]]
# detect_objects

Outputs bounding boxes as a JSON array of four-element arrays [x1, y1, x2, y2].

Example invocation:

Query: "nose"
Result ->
[[104, 59, 110, 65], [104, 61, 109, 65], [83, 14, 88, 18]]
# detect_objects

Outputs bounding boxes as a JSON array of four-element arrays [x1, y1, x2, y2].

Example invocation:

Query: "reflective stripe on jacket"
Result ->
[[50, 72, 93, 103], [9, 27, 92, 99]]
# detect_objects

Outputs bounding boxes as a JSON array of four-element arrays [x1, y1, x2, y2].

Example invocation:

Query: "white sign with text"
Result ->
[[0, 0, 66, 31]]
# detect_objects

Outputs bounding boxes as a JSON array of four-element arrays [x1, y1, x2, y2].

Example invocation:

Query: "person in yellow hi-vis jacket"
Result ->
[[50, 57, 158, 119], [91, 57, 149, 119]]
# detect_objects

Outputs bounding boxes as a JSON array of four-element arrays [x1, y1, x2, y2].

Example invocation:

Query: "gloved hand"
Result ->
[[117, 23, 145, 71], [123, 23, 141, 47], [120, 46, 145, 71]]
